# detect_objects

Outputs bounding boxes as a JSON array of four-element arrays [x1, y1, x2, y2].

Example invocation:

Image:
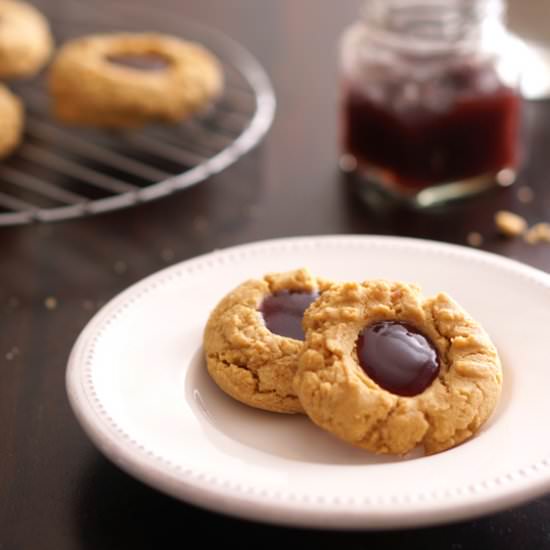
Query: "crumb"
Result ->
[[524, 222, 550, 244], [161, 248, 175, 262], [192, 215, 209, 234], [114, 260, 127, 274], [5, 346, 19, 361], [517, 186, 534, 204], [44, 296, 57, 310], [82, 299, 94, 311], [494, 210, 527, 237], [466, 232, 483, 247]]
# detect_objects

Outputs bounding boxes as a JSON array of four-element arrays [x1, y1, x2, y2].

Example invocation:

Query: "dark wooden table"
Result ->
[[2, 1, 550, 548]]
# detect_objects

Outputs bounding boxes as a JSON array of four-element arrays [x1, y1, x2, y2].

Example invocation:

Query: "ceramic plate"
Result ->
[[66, 235, 550, 529]]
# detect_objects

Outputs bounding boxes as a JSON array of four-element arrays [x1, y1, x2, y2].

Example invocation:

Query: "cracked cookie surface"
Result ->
[[203, 269, 332, 414], [294, 280, 502, 455]]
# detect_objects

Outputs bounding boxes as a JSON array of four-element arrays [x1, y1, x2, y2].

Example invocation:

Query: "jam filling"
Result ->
[[356, 320, 440, 396], [106, 53, 169, 71], [259, 290, 319, 341]]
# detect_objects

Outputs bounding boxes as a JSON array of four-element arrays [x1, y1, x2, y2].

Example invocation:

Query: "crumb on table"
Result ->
[[44, 296, 57, 310], [494, 210, 527, 237], [525, 222, 550, 244], [466, 232, 483, 247]]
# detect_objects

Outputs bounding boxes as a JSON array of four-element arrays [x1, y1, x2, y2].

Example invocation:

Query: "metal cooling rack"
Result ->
[[1, 14, 275, 225]]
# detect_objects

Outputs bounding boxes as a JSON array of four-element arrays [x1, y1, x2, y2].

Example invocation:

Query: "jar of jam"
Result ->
[[340, 0, 522, 207]]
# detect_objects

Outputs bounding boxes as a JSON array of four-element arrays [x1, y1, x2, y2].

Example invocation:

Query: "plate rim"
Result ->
[[66, 234, 550, 529]]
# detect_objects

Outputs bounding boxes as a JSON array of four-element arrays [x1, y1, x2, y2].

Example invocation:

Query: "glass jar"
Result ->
[[339, 0, 522, 208]]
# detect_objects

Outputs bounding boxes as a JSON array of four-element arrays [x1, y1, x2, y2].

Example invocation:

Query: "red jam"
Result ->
[[107, 54, 169, 71], [260, 291, 319, 341], [356, 321, 440, 396], [342, 66, 521, 190]]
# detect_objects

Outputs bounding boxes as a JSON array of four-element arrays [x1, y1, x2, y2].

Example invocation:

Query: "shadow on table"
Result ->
[[76, 455, 550, 550]]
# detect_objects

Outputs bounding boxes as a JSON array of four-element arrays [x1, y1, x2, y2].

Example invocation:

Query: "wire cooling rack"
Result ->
[[1, 13, 275, 225]]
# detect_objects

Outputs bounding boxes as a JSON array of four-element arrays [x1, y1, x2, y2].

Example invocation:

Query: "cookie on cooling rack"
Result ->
[[294, 280, 502, 455], [49, 32, 223, 128], [0, 84, 23, 158], [203, 268, 333, 414], [0, 0, 53, 78]]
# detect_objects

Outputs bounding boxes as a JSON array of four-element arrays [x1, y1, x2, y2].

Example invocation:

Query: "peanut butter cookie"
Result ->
[[0, 84, 23, 158], [295, 280, 502, 455], [0, 0, 53, 78], [49, 33, 223, 128], [203, 269, 332, 414]]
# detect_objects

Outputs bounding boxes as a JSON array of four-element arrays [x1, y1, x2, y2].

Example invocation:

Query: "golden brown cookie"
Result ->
[[203, 269, 333, 414], [49, 33, 223, 128], [0, 84, 23, 158], [294, 280, 502, 455], [0, 0, 53, 78]]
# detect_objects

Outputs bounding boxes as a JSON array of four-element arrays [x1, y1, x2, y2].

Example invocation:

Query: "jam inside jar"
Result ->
[[340, 0, 522, 206]]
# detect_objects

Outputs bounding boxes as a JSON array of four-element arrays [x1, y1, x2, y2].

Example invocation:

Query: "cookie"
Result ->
[[203, 268, 332, 414], [0, 84, 23, 158], [0, 0, 53, 78], [49, 33, 223, 128], [294, 280, 502, 455]]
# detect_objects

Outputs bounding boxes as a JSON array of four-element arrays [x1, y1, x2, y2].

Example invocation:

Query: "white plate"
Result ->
[[66, 235, 550, 529]]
